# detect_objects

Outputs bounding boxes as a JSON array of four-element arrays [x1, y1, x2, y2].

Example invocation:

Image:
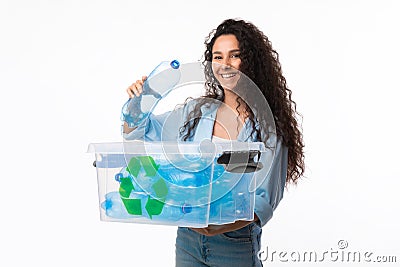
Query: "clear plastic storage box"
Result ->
[[88, 141, 268, 227]]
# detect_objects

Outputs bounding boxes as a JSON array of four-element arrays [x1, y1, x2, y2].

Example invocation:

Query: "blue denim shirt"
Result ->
[[123, 99, 288, 227]]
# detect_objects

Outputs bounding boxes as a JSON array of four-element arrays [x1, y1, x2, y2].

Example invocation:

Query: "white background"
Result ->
[[1, 0, 399, 266]]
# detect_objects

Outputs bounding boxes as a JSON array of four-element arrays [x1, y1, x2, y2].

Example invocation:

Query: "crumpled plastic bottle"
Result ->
[[121, 60, 181, 127], [102, 191, 193, 221]]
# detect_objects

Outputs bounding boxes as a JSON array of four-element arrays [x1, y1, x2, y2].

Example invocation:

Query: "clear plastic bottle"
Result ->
[[102, 191, 133, 219], [155, 203, 193, 222], [101, 191, 193, 221], [121, 60, 181, 127]]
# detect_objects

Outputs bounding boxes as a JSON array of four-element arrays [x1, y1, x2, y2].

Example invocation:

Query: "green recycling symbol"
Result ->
[[119, 156, 169, 219]]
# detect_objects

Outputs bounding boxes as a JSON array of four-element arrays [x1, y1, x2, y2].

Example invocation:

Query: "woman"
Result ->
[[124, 18, 304, 267]]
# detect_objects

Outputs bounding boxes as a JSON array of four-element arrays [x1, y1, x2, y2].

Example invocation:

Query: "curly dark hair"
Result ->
[[180, 18, 305, 184]]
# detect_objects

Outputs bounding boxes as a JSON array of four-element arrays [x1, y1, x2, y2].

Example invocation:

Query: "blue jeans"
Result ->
[[175, 223, 263, 267]]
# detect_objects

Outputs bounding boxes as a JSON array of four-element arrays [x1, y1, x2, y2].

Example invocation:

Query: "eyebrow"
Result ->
[[212, 49, 241, 54]]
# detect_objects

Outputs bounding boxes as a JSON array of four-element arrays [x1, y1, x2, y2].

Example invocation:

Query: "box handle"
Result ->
[[216, 150, 263, 173]]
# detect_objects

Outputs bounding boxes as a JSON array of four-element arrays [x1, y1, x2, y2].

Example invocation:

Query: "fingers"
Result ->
[[126, 75, 148, 98], [126, 77, 146, 98]]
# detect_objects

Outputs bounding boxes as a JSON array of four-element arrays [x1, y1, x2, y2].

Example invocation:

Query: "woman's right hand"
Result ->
[[126, 76, 147, 98]]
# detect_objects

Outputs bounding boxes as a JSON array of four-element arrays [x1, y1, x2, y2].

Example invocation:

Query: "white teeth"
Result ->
[[221, 73, 236, 78]]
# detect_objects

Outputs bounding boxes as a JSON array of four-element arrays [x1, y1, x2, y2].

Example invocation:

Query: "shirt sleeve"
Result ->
[[122, 107, 186, 141], [254, 139, 288, 227]]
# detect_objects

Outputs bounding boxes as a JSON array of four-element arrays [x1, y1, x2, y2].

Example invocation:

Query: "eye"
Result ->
[[213, 55, 223, 60], [231, 53, 240, 58]]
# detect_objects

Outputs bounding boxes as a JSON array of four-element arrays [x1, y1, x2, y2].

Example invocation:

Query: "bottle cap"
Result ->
[[170, 60, 180, 69], [181, 203, 192, 214], [115, 173, 123, 182]]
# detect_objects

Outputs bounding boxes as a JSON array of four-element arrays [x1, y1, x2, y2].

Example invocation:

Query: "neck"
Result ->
[[222, 89, 248, 119], [223, 89, 239, 109]]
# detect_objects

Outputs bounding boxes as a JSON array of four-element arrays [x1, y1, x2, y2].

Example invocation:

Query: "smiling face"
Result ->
[[211, 34, 241, 91]]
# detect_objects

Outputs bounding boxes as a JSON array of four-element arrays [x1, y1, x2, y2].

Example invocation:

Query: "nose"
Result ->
[[221, 57, 232, 69]]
